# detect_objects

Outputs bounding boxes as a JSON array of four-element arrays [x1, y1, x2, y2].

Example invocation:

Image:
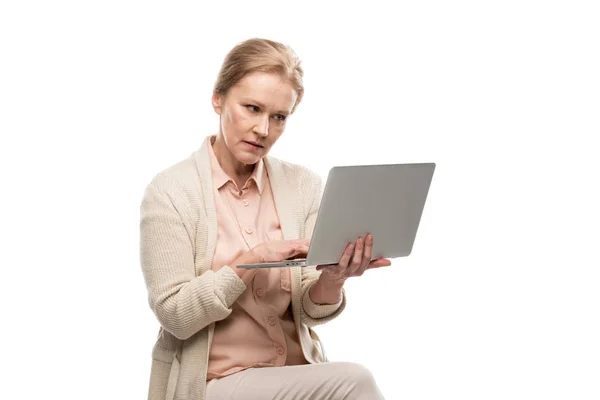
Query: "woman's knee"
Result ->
[[336, 362, 378, 388]]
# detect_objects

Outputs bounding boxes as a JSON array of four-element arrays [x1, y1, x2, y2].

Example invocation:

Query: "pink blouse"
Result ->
[[206, 140, 307, 381]]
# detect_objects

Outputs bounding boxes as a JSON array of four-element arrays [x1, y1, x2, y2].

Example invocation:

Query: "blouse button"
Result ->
[[245, 227, 253, 234], [243, 200, 249, 207], [276, 346, 285, 355], [268, 316, 276, 326], [256, 288, 264, 297]]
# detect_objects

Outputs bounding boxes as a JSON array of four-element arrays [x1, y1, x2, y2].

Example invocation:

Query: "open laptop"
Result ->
[[237, 162, 436, 269]]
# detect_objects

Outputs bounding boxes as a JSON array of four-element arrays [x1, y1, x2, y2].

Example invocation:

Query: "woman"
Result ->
[[140, 38, 391, 400]]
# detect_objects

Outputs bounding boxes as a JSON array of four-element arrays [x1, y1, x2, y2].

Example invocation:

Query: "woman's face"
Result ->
[[212, 72, 298, 166]]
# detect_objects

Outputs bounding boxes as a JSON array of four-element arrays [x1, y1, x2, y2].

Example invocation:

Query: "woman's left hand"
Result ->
[[316, 234, 392, 285]]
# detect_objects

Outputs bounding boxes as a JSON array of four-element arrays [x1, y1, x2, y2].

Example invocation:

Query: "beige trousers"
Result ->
[[206, 362, 385, 400]]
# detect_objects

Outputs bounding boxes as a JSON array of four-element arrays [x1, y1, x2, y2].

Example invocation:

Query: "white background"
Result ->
[[1, 1, 599, 399]]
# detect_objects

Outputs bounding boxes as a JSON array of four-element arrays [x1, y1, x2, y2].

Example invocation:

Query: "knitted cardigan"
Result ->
[[140, 136, 347, 400]]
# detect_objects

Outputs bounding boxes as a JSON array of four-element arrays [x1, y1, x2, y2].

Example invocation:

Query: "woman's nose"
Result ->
[[253, 115, 270, 137]]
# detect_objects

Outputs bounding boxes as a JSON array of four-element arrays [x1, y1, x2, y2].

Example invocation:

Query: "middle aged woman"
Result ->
[[140, 38, 391, 400]]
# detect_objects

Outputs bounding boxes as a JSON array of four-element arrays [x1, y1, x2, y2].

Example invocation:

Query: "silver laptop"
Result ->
[[237, 163, 435, 269]]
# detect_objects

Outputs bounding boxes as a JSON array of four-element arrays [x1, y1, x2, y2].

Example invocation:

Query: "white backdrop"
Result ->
[[1, 1, 599, 399]]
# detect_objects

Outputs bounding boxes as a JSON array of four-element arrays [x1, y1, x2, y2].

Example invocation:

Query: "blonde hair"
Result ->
[[213, 38, 304, 113]]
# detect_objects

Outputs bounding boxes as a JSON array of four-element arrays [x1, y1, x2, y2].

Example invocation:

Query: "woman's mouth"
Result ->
[[244, 141, 264, 150]]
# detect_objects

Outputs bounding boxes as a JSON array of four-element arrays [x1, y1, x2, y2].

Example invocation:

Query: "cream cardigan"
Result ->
[[140, 136, 347, 400]]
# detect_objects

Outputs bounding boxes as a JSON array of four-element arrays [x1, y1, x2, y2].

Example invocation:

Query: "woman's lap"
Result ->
[[206, 361, 384, 400]]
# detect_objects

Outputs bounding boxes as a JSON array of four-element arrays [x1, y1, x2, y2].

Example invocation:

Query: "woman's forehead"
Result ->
[[232, 72, 297, 111]]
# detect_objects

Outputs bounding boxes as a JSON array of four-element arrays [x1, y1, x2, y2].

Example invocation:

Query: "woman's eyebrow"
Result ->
[[241, 98, 289, 115]]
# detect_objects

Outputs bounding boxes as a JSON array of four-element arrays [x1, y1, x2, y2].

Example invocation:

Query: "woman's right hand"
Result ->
[[230, 239, 310, 284]]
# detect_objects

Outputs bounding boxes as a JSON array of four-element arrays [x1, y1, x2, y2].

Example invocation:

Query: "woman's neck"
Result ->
[[211, 134, 255, 185]]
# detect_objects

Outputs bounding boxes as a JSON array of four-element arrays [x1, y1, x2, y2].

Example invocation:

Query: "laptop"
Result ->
[[237, 162, 436, 269]]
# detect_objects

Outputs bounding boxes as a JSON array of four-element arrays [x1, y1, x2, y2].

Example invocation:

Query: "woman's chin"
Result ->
[[236, 153, 262, 166]]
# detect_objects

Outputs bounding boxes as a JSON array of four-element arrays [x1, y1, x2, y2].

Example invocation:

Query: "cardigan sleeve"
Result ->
[[140, 181, 246, 340], [299, 170, 347, 327]]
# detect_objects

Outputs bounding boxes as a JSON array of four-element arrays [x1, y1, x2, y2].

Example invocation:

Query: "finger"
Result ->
[[286, 244, 308, 258], [330, 242, 354, 278], [337, 242, 353, 268], [290, 244, 310, 258], [292, 239, 310, 246], [319, 242, 352, 276], [362, 234, 373, 262], [316, 263, 336, 271], [355, 234, 373, 276], [366, 258, 392, 269], [347, 237, 365, 276], [286, 246, 296, 257], [353, 261, 370, 277], [293, 243, 309, 253]]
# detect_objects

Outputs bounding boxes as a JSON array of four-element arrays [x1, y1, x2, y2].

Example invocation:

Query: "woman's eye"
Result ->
[[246, 105, 260, 113], [273, 114, 286, 122]]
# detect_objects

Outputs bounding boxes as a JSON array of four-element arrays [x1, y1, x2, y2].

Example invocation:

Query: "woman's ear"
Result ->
[[211, 93, 223, 115]]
